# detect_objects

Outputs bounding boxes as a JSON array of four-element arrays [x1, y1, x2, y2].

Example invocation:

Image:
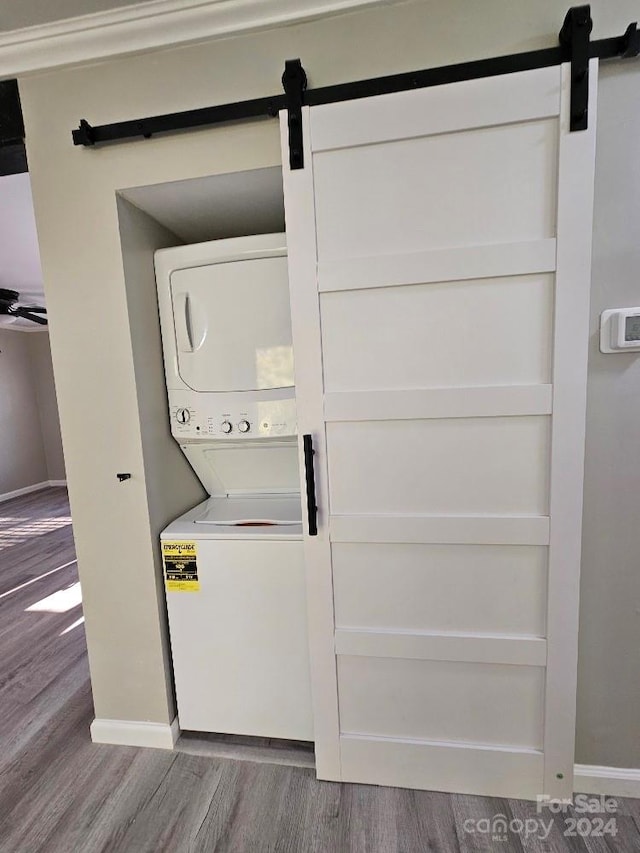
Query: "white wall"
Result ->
[[29, 331, 66, 482], [113, 196, 205, 723], [0, 329, 48, 494], [0, 173, 43, 295], [0, 329, 66, 497], [18, 0, 640, 765], [576, 60, 640, 768]]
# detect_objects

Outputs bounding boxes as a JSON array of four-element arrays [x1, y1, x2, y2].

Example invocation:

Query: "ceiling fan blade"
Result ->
[[0, 290, 47, 324], [12, 306, 48, 325]]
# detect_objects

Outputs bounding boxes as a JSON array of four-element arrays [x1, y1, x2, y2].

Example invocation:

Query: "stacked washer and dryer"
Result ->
[[155, 233, 313, 741]]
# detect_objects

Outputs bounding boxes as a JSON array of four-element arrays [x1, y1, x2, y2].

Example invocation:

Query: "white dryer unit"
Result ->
[[155, 234, 313, 741], [155, 232, 296, 443]]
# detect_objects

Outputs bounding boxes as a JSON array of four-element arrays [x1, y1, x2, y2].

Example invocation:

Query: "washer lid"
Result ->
[[194, 495, 302, 526], [182, 439, 299, 497]]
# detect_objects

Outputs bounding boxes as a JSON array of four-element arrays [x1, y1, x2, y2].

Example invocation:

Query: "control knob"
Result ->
[[238, 420, 250, 434], [221, 420, 233, 434], [175, 408, 190, 424]]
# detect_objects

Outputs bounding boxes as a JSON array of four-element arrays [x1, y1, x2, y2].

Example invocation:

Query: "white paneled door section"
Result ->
[[281, 61, 597, 800]]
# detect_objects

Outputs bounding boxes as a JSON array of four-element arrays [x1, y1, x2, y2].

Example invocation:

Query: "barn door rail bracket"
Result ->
[[71, 6, 640, 156], [282, 59, 307, 170], [559, 5, 592, 131]]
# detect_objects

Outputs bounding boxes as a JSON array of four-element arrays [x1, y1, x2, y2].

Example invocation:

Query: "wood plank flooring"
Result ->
[[0, 487, 638, 852]]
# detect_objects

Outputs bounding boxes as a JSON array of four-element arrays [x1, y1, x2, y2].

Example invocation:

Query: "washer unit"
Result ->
[[155, 233, 313, 741]]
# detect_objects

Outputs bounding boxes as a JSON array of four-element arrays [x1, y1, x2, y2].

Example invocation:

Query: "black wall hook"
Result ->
[[116, 473, 131, 482]]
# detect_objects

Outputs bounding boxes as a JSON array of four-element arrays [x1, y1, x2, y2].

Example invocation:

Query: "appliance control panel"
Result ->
[[168, 393, 297, 439]]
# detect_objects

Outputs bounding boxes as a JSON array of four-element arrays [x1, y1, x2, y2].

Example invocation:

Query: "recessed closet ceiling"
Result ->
[[120, 167, 285, 245]]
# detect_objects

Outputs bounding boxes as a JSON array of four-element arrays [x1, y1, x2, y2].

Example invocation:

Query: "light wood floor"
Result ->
[[0, 487, 638, 852]]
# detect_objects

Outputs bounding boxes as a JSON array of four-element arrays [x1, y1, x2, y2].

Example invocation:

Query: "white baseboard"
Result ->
[[0, 479, 67, 503], [574, 763, 640, 797], [86, 727, 639, 790], [91, 716, 180, 750], [0, 480, 46, 503]]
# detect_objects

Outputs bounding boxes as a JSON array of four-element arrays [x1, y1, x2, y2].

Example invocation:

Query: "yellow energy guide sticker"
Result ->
[[163, 541, 199, 592]]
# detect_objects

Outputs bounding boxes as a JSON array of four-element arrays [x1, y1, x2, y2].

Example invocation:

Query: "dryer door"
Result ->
[[170, 255, 294, 392]]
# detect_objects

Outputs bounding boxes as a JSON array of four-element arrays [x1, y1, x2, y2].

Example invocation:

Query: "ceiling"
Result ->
[[0, 173, 46, 331], [0, 0, 145, 32]]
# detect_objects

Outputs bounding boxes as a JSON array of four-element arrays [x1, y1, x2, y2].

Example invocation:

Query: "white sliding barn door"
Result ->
[[282, 61, 597, 801]]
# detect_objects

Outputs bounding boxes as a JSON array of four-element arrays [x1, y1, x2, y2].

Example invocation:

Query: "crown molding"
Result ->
[[0, 0, 396, 79]]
